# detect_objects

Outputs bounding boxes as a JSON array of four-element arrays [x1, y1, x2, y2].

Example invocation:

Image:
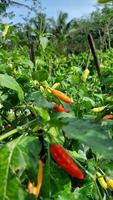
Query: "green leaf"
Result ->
[[62, 118, 113, 160], [36, 57, 46, 67], [2, 24, 9, 37], [31, 91, 53, 108], [72, 180, 97, 200], [82, 97, 95, 108], [55, 190, 81, 200], [0, 136, 41, 200], [41, 161, 71, 198], [0, 74, 24, 102], [98, 0, 112, 3], [35, 106, 50, 121], [39, 36, 48, 50], [55, 170, 98, 200], [32, 70, 48, 82]]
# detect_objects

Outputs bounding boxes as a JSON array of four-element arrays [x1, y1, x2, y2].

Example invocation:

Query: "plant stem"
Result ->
[[72, 156, 103, 200], [94, 181, 103, 200], [0, 128, 18, 141], [0, 119, 37, 141]]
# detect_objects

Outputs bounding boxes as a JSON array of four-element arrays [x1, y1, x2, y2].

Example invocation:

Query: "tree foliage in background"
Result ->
[[0, 0, 113, 199], [1, 0, 113, 54]]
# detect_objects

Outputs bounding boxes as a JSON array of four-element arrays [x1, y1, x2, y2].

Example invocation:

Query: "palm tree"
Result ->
[[50, 11, 70, 37], [48, 11, 75, 54]]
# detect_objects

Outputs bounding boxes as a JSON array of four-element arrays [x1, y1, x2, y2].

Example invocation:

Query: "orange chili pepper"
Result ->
[[28, 160, 43, 197], [102, 114, 113, 119], [50, 88, 74, 104]]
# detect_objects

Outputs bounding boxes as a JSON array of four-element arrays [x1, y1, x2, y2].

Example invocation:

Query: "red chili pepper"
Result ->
[[53, 105, 68, 112], [102, 114, 113, 119], [50, 88, 74, 104], [50, 144, 84, 180]]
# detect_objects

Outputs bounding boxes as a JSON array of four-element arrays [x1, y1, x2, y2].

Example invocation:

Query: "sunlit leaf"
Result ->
[[2, 24, 9, 37], [35, 106, 50, 121], [39, 36, 48, 50], [0, 74, 24, 102]]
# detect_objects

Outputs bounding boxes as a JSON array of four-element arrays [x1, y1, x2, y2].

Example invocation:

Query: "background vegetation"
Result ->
[[0, 0, 113, 199]]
